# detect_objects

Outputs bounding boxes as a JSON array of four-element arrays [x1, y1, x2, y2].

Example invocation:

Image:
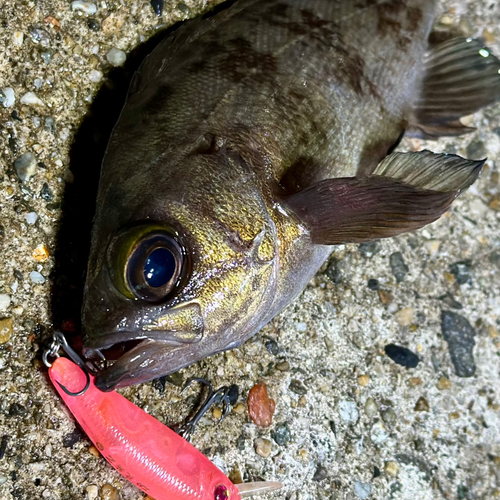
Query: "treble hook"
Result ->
[[43, 332, 91, 397], [176, 377, 239, 442]]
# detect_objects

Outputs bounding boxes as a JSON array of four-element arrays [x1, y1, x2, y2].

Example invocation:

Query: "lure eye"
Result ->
[[214, 484, 230, 500], [126, 231, 184, 302]]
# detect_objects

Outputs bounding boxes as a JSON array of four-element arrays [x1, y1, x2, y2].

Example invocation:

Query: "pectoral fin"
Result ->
[[284, 151, 483, 245], [411, 37, 500, 138]]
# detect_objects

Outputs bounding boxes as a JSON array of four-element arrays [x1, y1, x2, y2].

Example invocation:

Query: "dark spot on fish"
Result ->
[[96, 441, 105, 451]]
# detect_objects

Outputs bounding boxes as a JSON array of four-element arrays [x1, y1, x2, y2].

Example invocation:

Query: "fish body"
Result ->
[[82, 0, 500, 390]]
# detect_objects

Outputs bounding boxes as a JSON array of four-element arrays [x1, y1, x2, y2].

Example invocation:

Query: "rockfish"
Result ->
[[82, 0, 500, 390]]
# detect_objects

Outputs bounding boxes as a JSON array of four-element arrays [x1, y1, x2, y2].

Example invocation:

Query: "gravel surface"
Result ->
[[0, 1, 499, 499]]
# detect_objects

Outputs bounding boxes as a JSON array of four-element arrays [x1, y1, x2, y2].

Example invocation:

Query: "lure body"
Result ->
[[49, 357, 240, 500]]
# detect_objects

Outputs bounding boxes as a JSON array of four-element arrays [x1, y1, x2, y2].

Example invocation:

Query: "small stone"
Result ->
[[20, 92, 45, 106], [12, 31, 24, 46], [441, 311, 476, 377], [439, 293, 463, 310], [151, 0, 165, 16], [62, 429, 84, 448], [29, 271, 46, 284], [100, 483, 119, 500], [44, 16, 61, 29], [89, 70, 103, 82], [384, 344, 420, 368], [381, 408, 396, 426], [367, 279, 379, 291], [102, 11, 126, 35], [338, 400, 359, 424], [1, 88, 15, 107], [72, 1, 98, 14], [408, 377, 422, 386], [359, 241, 380, 258], [0, 318, 13, 343], [385, 461, 399, 477], [25, 212, 38, 225], [275, 361, 290, 371], [289, 379, 308, 395], [364, 397, 378, 418], [232, 403, 246, 415], [357, 375, 370, 386], [88, 445, 100, 458], [247, 383, 275, 427], [449, 411, 460, 420], [29, 26, 51, 46], [41, 51, 52, 64], [0, 295, 11, 311], [106, 48, 127, 67], [377, 289, 394, 305], [354, 481, 372, 499], [87, 19, 101, 31], [265, 339, 279, 355], [86, 485, 99, 500], [370, 421, 389, 443], [414, 397, 430, 412], [313, 465, 328, 482], [394, 307, 415, 326], [389, 252, 409, 283], [325, 258, 343, 284], [212, 407, 222, 420], [424, 239, 441, 256], [271, 422, 291, 446], [14, 153, 37, 182], [449, 260, 472, 285], [466, 139, 486, 160], [254, 438, 272, 458], [436, 376, 451, 390], [40, 183, 54, 201]]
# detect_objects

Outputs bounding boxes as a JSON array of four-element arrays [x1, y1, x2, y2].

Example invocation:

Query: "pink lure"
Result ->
[[49, 357, 241, 500]]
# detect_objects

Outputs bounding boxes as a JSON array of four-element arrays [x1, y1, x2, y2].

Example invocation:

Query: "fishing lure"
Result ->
[[44, 333, 281, 500]]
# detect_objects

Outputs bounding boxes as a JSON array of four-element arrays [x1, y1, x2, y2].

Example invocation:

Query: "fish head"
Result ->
[[82, 151, 278, 391]]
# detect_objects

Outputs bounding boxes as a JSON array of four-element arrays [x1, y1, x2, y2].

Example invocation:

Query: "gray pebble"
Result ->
[[254, 437, 272, 458], [338, 400, 359, 424], [289, 379, 307, 395], [14, 153, 37, 182], [359, 241, 379, 258], [29, 271, 45, 284], [71, 1, 98, 14], [389, 252, 409, 283], [106, 48, 127, 67], [265, 339, 279, 355], [354, 481, 372, 499], [312, 465, 328, 482], [466, 139, 487, 160], [271, 422, 291, 445], [40, 183, 53, 201], [441, 311, 476, 377], [1, 88, 15, 108], [325, 257, 343, 284], [29, 26, 51, 46], [449, 260, 472, 285], [40, 51, 52, 64]]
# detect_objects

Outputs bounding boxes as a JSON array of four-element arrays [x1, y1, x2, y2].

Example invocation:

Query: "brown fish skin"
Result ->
[[81, 0, 498, 390]]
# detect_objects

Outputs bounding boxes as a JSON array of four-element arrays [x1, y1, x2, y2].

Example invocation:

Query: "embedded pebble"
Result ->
[[414, 397, 430, 412], [364, 397, 378, 418], [265, 339, 279, 355], [88, 69, 103, 82], [0, 473, 7, 485], [357, 374, 370, 386], [394, 307, 415, 326], [106, 48, 127, 67], [271, 422, 291, 445], [40, 183, 53, 201], [367, 278, 379, 291], [12, 31, 24, 46], [325, 257, 343, 284], [313, 465, 328, 482], [25, 212, 38, 225], [0, 87, 15, 107], [29, 26, 51, 46], [441, 311, 476, 377], [424, 239, 441, 256], [151, 0, 165, 16], [385, 461, 399, 476], [389, 252, 409, 283], [100, 483, 120, 500], [436, 376, 451, 390], [0, 294, 11, 311], [384, 344, 420, 368], [289, 379, 308, 395], [370, 421, 389, 443], [247, 383, 275, 427], [29, 271, 46, 284], [254, 437, 272, 458], [41, 51, 52, 64], [232, 403, 246, 415], [0, 318, 13, 344], [20, 92, 45, 106], [86, 485, 99, 500], [377, 289, 394, 305], [359, 241, 379, 257], [439, 293, 463, 310], [72, 1, 98, 14], [449, 260, 472, 285], [354, 481, 372, 499], [14, 153, 37, 182], [338, 400, 359, 424]]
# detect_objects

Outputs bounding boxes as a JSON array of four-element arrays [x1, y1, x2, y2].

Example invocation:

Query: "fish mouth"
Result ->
[[84, 333, 199, 391]]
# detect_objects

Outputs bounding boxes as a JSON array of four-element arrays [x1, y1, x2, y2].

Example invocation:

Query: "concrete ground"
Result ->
[[0, 0, 499, 499]]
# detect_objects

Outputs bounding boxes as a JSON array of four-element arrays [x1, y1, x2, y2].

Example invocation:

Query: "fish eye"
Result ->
[[214, 484, 230, 500], [126, 231, 184, 302], [107, 224, 187, 303]]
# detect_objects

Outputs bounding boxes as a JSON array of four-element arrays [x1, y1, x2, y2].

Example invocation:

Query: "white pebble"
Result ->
[[0, 294, 11, 311], [12, 31, 24, 46], [25, 212, 38, 225], [88, 69, 103, 82], [295, 322, 307, 332], [86, 485, 99, 500], [0, 474, 8, 485], [354, 481, 372, 499], [370, 421, 389, 444], [106, 47, 127, 67], [72, 1, 98, 14], [11, 281, 18, 293], [1, 87, 15, 107], [338, 400, 359, 423], [14, 152, 37, 182], [29, 271, 46, 284], [20, 92, 45, 106]]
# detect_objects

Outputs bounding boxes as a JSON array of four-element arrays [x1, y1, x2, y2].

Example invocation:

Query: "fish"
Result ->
[[48, 355, 281, 499], [81, 0, 500, 391]]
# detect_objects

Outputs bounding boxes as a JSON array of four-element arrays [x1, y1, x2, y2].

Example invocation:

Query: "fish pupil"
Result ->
[[214, 484, 230, 500], [143, 248, 176, 287]]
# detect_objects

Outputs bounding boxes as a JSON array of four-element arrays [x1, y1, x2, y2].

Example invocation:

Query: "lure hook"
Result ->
[[43, 331, 91, 397], [176, 377, 239, 442]]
